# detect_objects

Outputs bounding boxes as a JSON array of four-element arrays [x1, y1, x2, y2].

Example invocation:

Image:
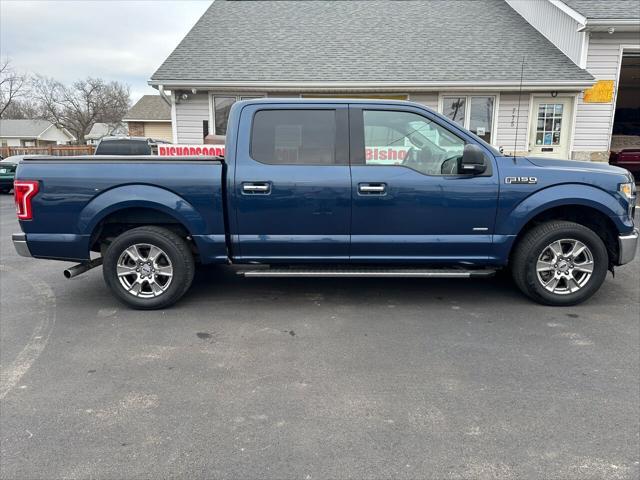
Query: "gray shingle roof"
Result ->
[[84, 122, 127, 140], [123, 95, 171, 121], [560, 0, 640, 19], [151, 0, 593, 85], [85, 123, 112, 139], [0, 119, 55, 138]]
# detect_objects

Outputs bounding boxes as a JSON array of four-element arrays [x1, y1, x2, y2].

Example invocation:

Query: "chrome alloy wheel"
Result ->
[[536, 239, 594, 295], [116, 243, 173, 298]]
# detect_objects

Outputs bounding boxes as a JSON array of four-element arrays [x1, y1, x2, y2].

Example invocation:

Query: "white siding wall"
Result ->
[[496, 93, 531, 153], [39, 126, 73, 144], [175, 93, 209, 144], [409, 93, 438, 111], [573, 32, 640, 156], [2, 138, 22, 147], [506, 0, 585, 66]]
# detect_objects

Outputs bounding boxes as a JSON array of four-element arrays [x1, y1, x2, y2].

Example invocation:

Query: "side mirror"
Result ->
[[460, 144, 487, 175]]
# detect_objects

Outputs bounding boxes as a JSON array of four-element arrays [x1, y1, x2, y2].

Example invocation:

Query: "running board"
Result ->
[[240, 267, 496, 278]]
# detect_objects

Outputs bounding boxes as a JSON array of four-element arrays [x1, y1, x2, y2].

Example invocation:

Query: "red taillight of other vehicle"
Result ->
[[14, 180, 39, 220]]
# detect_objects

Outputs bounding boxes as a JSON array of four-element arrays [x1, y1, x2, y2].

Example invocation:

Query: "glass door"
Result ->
[[528, 98, 573, 159]]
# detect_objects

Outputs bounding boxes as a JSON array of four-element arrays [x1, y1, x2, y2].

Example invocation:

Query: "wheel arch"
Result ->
[[509, 204, 620, 266], [500, 185, 626, 266], [79, 185, 205, 255]]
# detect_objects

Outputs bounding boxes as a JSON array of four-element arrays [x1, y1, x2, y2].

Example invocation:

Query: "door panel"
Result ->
[[528, 98, 573, 159], [234, 104, 351, 261], [349, 105, 499, 263]]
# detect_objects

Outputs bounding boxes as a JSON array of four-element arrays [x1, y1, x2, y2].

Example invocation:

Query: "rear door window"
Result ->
[[251, 109, 338, 165]]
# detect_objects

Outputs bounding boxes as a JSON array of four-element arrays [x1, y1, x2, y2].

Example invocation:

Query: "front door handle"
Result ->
[[358, 183, 387, 195], [242, 182, 271, 195]]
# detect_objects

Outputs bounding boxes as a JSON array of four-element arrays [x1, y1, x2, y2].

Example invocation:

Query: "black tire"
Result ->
[[511, 221, 608, 306], [103, 226, 195, 310]]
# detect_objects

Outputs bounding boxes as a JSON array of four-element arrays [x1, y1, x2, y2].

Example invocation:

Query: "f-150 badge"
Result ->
[[505, 176, 538, 184]]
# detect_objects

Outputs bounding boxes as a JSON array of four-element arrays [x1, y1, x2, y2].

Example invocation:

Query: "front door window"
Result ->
[[363, 110, 466, 175]]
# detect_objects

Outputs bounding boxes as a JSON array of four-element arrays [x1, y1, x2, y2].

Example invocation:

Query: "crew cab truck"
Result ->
[[12, 99, 638, 309]]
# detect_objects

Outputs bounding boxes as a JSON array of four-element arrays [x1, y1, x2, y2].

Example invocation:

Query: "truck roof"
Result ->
[[235, 97, 435, 110]]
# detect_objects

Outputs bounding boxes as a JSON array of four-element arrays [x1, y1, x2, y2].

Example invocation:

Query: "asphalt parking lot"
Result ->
[[0, 193, 638, 480]]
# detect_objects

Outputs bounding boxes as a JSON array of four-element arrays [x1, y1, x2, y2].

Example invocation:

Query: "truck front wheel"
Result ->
[[103, 226, 195, 310], [511, 221, 608, 306]]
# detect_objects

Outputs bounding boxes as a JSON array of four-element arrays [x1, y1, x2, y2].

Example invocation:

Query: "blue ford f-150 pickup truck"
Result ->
[[11, 99, 638, 309]]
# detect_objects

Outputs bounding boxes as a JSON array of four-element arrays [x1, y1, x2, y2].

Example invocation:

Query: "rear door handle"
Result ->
[[242, 182, 271, 194], [358, 183, 387, 195]]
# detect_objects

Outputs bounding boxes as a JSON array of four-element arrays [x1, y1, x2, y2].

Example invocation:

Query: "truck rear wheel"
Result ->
[[103, 226, 195, 310], [511, 221, 608, 306]]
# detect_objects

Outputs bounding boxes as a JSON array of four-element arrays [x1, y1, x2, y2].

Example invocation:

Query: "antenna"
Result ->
[[513, 55, 525, 162]]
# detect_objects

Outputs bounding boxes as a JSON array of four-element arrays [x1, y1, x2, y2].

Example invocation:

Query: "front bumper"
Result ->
[[12, 233, 31, 257], [618, 229, 639, 265]]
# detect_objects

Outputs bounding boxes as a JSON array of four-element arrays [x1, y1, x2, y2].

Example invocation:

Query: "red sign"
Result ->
[[158, 145, 225, 157], [365, 146, 409, 164]]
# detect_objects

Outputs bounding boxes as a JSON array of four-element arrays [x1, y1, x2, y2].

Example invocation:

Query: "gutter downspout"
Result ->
[[158, 85, 172, 107]]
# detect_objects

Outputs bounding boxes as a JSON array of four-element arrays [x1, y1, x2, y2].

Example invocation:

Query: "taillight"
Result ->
[[14, 180, 39, 220]]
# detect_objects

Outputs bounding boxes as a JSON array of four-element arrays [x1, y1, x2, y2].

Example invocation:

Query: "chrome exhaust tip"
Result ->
[[64, 258, 103, 279]]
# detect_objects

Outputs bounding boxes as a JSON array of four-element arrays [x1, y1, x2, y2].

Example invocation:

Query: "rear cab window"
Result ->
[[95, 140, 152, 156], [0, 161, 17, 173]]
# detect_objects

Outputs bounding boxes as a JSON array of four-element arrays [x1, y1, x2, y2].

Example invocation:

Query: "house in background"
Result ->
[[84, 122, 127, 145], [123, 95, 172, 142], [149, 0, 639, 162], [0, 119, 75, 147]]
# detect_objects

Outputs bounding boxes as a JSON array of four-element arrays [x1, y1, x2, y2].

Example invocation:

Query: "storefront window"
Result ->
[[469, 96, 494, 144], [442, 95, 495, 144], [443, 97, 466, 126], [213, 96, 236, 135], [213, 95, 263, 135]]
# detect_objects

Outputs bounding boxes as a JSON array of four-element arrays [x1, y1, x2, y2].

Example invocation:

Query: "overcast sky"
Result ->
[[0, 0, 211, 102]]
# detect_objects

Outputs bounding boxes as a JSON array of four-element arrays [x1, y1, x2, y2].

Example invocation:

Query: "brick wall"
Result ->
[[128, 122, 144, 136]]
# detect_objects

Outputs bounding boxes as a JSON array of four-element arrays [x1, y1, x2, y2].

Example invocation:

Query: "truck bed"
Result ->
[[16, 155, 228, 263]]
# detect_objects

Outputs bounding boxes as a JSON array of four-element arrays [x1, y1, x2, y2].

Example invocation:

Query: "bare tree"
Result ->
[[32, 76, 130, 143], [2, 98, 42, 119], [0, 58, 28, 118]]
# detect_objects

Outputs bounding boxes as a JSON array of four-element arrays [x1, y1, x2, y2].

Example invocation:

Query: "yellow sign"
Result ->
[[583, 80, 615, 103]]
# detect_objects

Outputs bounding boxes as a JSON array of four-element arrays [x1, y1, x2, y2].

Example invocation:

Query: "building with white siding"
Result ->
[[84, 122, 127, 145], [0, 119, 75, 147], [150, 0, 639, 162], [507, 0, 640, 161]]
